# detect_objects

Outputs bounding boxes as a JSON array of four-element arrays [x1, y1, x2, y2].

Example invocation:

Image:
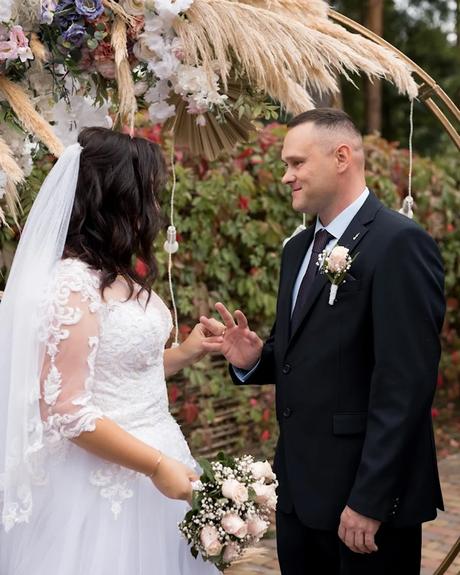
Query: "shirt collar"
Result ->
[[314, 187, 370, 239]]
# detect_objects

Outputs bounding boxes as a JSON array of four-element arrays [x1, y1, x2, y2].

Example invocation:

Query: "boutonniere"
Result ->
[[317, 245, 358, 305]]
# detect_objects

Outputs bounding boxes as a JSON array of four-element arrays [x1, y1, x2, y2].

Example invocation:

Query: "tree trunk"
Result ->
[[364, 0, 384, 133]]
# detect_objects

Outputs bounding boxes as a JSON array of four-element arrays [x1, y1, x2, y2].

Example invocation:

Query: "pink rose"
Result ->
[[327, 246, 349, 273], [246, 514, 269, 538], [221, 513, 248, 538], [221, 479, 249, 505], [249, 460, 275, 482], [223, 542, 240, 563], [200, 525, 222, 557], [252, 483, 277, 510], [9, 26, 28, 48]]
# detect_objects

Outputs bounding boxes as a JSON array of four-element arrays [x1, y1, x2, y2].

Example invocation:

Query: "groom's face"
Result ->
[[281, 122, 338, 215]]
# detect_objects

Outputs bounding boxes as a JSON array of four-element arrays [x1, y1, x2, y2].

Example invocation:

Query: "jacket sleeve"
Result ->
[[347, 225, 445, 521], [229, 326, 276, 386]]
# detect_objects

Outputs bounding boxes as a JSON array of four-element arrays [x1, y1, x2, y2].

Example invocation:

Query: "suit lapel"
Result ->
[[286, 192, 383, 346], [277, 226, 314, 350]]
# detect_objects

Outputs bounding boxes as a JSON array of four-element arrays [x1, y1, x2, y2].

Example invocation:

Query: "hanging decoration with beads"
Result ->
[[164, 140, 180, 348], [399, 98, 415, 219]]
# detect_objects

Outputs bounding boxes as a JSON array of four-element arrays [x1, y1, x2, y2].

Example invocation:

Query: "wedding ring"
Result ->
[[221, 328, 226, 337]]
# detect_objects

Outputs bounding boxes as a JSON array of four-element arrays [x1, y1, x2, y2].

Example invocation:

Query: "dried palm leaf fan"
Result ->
[[166, 77, 318, 160], [165, 84, 255, 160], [170, 0, 418, 159]]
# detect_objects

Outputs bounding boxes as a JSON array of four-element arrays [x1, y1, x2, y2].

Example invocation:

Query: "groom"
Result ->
[[201, 109, 445, 574]]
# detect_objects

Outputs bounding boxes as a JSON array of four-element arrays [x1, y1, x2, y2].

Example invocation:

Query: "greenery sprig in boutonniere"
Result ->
[[318, 246, 358, 305]]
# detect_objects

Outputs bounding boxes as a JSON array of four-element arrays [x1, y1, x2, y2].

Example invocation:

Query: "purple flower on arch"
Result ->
[[62, 23, 86, 46], [75, 0, 104, 20], [54, 0, 80, 29]]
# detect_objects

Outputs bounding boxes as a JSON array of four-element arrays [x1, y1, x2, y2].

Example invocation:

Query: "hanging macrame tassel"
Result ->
[[283, 213, 307, 247], [165, 140, 180, 348], [399, 98, 415, 219]]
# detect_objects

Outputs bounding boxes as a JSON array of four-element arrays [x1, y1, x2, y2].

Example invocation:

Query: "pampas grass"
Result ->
[[102, 0, 136, 27], [111, 17, 137, 132], [29, 33, 48, 68], [239, 0, 418, 98], [175, 0, 417, 107], [0, 135, 24, 226], [174, 0, 343, 100], [0, 76, 64, 157]]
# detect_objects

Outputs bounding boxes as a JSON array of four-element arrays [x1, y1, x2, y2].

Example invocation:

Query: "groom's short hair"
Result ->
[[287, 108, 362, 139]]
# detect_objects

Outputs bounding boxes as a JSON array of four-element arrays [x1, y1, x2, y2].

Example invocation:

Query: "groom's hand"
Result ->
[[338, 505, 381, 554], [200, 302, 263, 370]]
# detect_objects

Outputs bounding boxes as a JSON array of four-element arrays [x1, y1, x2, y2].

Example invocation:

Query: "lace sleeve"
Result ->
[[39, 261, 104, 440]]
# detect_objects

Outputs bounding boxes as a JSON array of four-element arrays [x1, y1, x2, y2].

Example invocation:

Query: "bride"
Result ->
[[0, 127, 218, 574]]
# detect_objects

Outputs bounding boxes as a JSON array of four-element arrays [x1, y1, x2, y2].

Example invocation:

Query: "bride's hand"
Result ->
[[151, 455, 199, 504], [179, 323, 209, 364]]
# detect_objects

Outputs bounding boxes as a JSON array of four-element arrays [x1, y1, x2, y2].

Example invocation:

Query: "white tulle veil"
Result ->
[[0, 144, 82, 531]]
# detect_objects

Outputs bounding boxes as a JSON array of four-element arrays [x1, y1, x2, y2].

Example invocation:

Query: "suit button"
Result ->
[[283, 407, 292, 418], [282, 364, 291, 375]]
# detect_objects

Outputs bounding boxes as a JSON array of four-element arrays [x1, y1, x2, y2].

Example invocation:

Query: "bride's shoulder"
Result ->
[[50, 257, 101, 305]]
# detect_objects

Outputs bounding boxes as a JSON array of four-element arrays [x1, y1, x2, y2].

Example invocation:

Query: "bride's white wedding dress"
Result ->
[[0, 258, 218, 575]]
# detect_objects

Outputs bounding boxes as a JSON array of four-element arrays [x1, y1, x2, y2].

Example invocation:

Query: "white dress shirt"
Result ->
[[234, 187, 370, 381]]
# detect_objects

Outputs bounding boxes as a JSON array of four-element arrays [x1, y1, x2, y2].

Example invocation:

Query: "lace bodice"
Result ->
[[37, 258, 195, 517]]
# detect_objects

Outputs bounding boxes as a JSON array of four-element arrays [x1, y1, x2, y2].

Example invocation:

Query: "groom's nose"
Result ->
[[282, 169, 295, 185]]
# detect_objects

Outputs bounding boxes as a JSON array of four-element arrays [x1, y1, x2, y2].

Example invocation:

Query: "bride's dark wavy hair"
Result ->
[[63, 127, 167, 300]]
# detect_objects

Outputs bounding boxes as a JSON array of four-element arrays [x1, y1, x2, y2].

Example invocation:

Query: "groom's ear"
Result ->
[[334, 144, 352, 173]]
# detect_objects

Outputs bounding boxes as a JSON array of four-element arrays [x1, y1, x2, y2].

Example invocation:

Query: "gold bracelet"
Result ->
[[148, 451, 163, 479]]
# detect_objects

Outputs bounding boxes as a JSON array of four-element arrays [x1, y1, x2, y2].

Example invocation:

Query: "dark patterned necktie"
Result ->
[[290, 229, 333, 333]]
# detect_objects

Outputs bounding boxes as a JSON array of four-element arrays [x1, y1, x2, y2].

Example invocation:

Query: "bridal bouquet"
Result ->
[[179, 452, 277, 571]]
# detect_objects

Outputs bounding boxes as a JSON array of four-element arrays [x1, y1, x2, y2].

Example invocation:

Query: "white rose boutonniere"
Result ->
[[318, 245, 358, 305]]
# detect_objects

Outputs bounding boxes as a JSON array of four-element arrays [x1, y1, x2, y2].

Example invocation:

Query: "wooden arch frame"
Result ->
[[329, 10, 460, 152]]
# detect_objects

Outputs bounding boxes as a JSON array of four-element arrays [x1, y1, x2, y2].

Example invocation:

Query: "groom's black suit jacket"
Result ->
[[231, 192, 445, 530]]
